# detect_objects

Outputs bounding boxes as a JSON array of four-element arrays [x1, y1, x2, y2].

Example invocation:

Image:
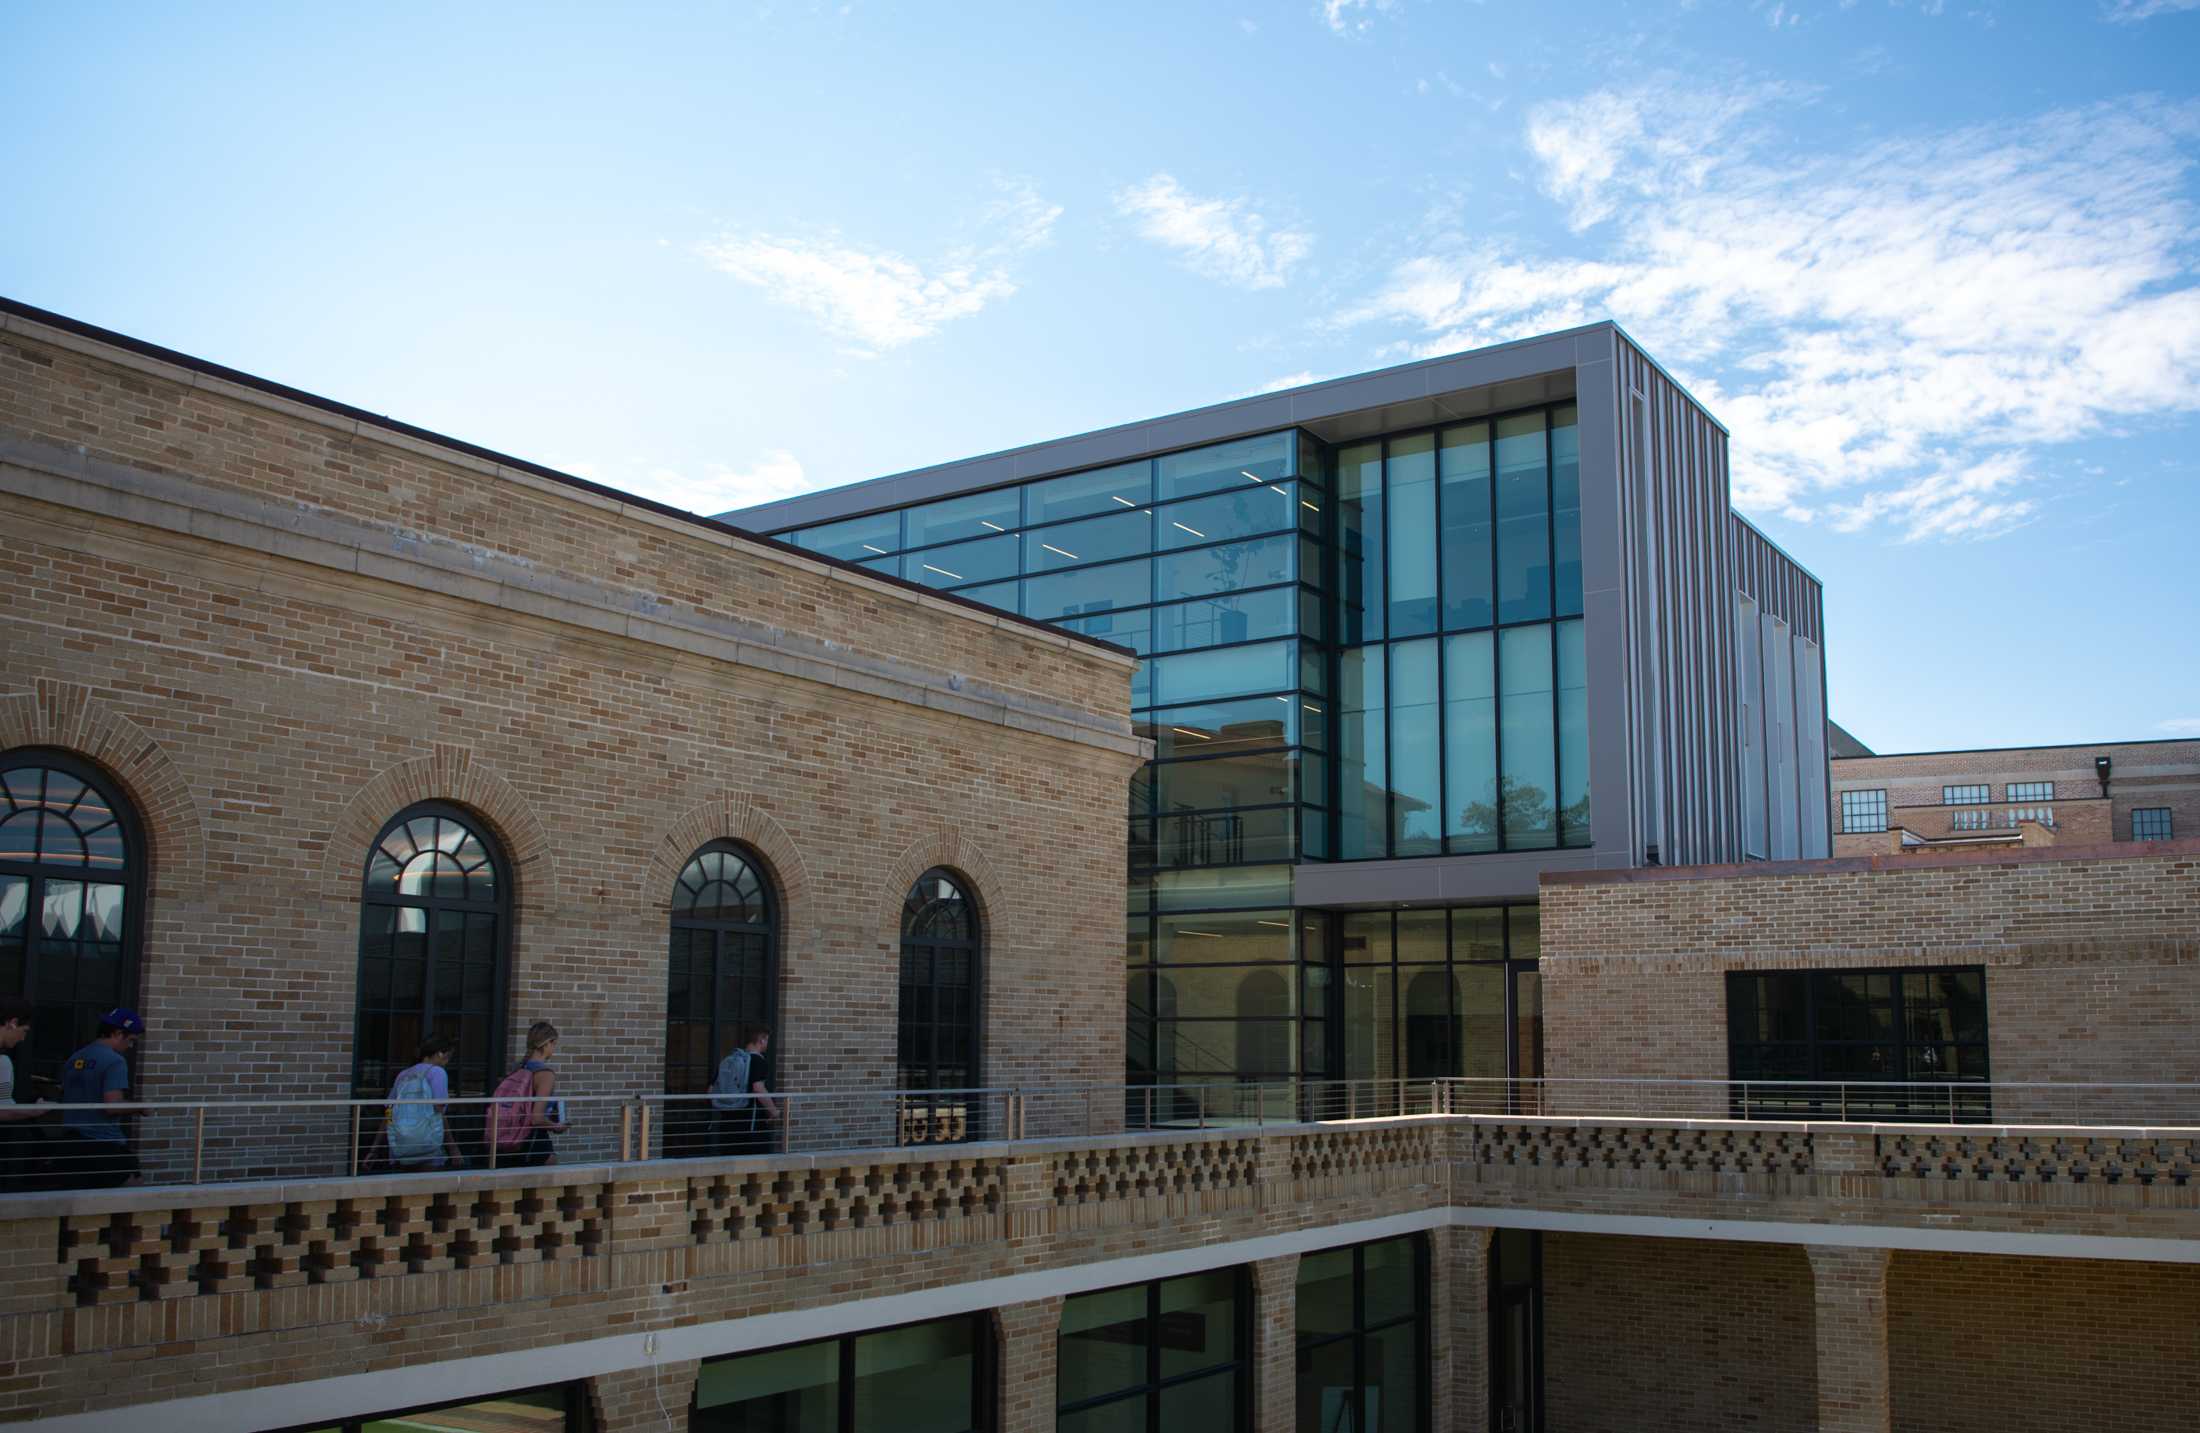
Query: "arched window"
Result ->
[[0, 751, 144, 1083], [667, 841, 776, 1099], [898, 869, 980, 1097], [353, 803, 508, 1099]]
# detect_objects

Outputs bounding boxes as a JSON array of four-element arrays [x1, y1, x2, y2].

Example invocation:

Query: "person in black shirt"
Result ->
[[714, 1024, 781, 1156]]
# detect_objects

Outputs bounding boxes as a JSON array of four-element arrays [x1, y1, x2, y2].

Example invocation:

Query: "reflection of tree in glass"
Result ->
[[1453, 776, 1552, 847]]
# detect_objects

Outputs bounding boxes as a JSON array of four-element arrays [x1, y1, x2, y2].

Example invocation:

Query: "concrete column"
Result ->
[[1806, 1245, 1893, 1433], [1436, 1224, 1492, 1433], [1249, 1253, 1301, 1431], [590, 1359, 699, 1432], [995, 1295, 1064, 1433]]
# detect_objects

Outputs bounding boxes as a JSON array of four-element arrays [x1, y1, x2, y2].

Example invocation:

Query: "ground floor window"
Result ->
[[1059, 1268, 1248, 1432], [1726, 966, 1989, 1120], [694, 1314, 992, 1432], [1488, 1231, 1542, 1433], [1296, 1236, 1428, 1433], [280, 1382, 588, 1432]]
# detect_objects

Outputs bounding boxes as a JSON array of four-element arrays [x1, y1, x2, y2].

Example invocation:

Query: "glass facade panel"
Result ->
[[1387, 640, 1441, 857], [953, 579, 1019, 615], [1494, 413, 1551, 625], [1026, 460, 1152, 525], [1149, 642, 1295, 706], [1152, 587, 1295, 654], [1556, 618, 1590, 848], [694, 1339, 840, 1431], [1384, 435, 1437, 638], [1056, 606, 1151, 654], [902, 533, 1018, 589], [1025, 509, 1151, 572], [1158, 483, 1298, 549], [1336, 443, 1384, 645], [851, 1320, 979, 1433], [1337, 647, 1387, 860], [1551, 404, 1582, 617], [904, 488, 1019, 549], [793, 511, 901, 562], [1024, 559, 1152, 621], [1138, 697, 1295, 759], [1153, 752, 1293, 812], [1728, 967, 1990, 1119], [1442, 632, 1498, 854], [1060, 1273, 1247, 1433], [1295, 1238, 1426, 1433], [1498, 627, 1557, 851], [1438, 421, 1493, 631], [1154, 534, 1295, 602], [1157, 432, 1291, 501]]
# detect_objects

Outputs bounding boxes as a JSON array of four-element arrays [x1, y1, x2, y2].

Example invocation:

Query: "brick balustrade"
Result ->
[[1, 1115, 2194, 1424]]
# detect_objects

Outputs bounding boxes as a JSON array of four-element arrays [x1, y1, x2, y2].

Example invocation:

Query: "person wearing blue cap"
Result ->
[[58, 1008, 143, 1188]]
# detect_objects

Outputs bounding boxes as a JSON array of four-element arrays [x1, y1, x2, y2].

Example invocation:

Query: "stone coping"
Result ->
[[1453, 1114, 2200, 1139], [1541, 835, 2200, 885]]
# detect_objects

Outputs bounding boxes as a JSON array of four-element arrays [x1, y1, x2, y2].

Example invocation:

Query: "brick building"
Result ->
[[4, 299, 2197, 1432], [1829, 736, 2199, 856]]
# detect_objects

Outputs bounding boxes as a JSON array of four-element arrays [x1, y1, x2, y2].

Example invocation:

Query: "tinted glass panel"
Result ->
[[1157, 432, 1291, 501], [1154, 752, 1293, 812], [1149, 641, 1294, 706], [904, 488, 1020, 548], [1494, 413, 1551, 625], [1556, 618, 1590, 848], [1338, 646, 1386, 860], [693, 1339, 838, 1430], [1337, 443, 1384, 645], [792, 511, 901, 561], [1442, 632, 1498, 854], [1025, 558, 1152, 620], [1155, 534, 1295, 601], [1386, 434, 1437, 638], [1025, 509, 1151, 572], [1060, 1286, 1150, 1406], [1159, 482, 1298, 551], [1551, 404, 1582, 617], [1499, 626, 1556, 850], [1138, 697, 1295, 758], [1388, 640, 1441, 857], [1152, 586, 1295, 653], [1440, 421, 1493, 630], [1026, 461, 1153, 525], [1056, 606, 1152, 654], [902, 533, 1018, 588], [852, 1320, 977, 1433]]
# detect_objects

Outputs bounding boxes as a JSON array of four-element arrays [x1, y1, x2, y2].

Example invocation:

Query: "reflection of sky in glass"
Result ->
[[0, 766, 128, 868], [0, 876, 25, 937], [370, 816, 497, 900], [40, 880, 82, 940]]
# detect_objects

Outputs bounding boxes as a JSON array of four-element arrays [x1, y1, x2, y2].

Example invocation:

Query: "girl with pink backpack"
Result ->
[[486, 1021, 568, 1166]]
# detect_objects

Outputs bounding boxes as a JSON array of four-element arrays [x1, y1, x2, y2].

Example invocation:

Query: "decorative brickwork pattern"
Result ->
[[57, 1183, 613, 1306], [1876, 1131, 2200, 1188], [687, 1156, 1006, 1241], [1048, 1137, 1259, 1206], [1469, 1122, 1814, 1177], [1287, 1124, 1441, 1183]]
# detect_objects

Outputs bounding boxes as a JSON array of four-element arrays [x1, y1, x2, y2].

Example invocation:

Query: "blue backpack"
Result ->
[[387, 1066, 444, 1163], [711, 1049, 753, 1112]]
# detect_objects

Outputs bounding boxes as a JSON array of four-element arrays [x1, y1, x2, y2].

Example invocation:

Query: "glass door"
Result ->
[[1489, 1231, 1542, 1433]]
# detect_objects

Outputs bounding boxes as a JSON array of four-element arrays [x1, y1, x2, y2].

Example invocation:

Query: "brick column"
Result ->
[[591, 1359, 700, 1432], [995, 1295, 1064, 1433], [1249, 1253, 1300, 1431], [1806, 1245, 1893, 1433], [1435, 1224, 1492, 1433]]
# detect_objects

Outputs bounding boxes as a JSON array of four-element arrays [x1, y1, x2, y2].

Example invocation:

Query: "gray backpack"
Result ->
[[710, 1049, 753, 1112]]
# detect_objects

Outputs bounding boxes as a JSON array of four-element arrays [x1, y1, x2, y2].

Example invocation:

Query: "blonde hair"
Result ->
[[525, 1021, 560, 1053]]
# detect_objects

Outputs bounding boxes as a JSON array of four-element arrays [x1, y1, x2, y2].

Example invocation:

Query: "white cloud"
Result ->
[[607, 450, 817, 517], [1316, 0, 1393, 35], [1115, 175, 1312, 290], [1236, 370, 1329, 398], [2156, 717, 2200, 735], [698, 180, 1059, 353], [1343, 82, 2200, 542], [2101, 0, 2200, 20]]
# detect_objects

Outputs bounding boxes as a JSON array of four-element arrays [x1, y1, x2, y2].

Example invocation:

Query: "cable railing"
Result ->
[[3, 1076, 2193, 1195]]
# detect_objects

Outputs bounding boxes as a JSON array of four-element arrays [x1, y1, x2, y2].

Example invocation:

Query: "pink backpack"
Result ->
[[486, 1064, 539, 1151]]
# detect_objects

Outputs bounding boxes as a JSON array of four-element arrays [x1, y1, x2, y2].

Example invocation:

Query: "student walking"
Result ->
[[487, 1022, 567, 1167], [383, 1035, 461, 1171], [710, 1024, 781, 1156], [0, 996, 56, 1186], [57, 1008, 143, 1189]]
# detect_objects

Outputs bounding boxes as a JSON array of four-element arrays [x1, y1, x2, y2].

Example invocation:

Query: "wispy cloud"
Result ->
[[2100, 0, 2200, 21], [2157, 717, 2200, 735], [572, 450, 817, 517], [1316, 0, 1394, 36], [698, 180, 1059, 354], [1343, 81, 2200, 542], [1115, 175, 1312, 290]]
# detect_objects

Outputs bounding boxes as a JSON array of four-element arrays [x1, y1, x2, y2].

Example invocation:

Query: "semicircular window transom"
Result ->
[[898, 869, 980, 1111], [365, 812, 498, 903], [0, 754, 143, 1083], [673, 846, 769, 926]]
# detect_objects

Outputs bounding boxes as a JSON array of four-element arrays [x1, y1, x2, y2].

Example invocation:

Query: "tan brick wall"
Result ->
[[1542, 1234, 1816, 1432], [1538, 844, 2200, 1105], [0, 316, 1144, 1107], [1889, 1251, 2200, 1433]]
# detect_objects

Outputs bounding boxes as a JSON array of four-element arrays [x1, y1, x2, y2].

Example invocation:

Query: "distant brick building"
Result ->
[[1829, 737, 2199, 856]]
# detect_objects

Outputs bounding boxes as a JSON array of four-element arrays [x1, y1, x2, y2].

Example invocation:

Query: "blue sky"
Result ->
[[5, 0, 2198, 754]]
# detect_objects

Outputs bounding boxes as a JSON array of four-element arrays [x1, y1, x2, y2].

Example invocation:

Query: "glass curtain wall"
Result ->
[[692, 1315, 992, 1433], [1058, 1270, 1248, 1433], [1331, 405, 1589, 860], [785, 434, 1324, 1104], [1296, 1237, 1429, 1433], [1325, 905, 1542, 1110]]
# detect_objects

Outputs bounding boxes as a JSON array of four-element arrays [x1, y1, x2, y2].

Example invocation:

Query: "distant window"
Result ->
[[1839, 789, 1887, 834], [1950, 809, 1990, 832], [1728, 967, 1990, 1121], [2132, 808, 2173, 842], [2006, 781, 2054, 802], [1943, 784, 1989, 805]]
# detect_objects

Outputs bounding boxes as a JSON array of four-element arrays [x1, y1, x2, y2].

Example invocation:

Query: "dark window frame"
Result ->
[[666, 840, 779, 1094], [1839, 789, 1888, 834], [2132, 807, 2173, 842], [351, 801, 512, 1100], [1942, 784, 1989, 805], [1057, 1268, 1253, 1433], [899, 868, 983, 1143], [691, 1311, 996, 1433], [0, 748, 147, 1087], [1296, 1235, 1433, 1433], [1726, 965, 1991, 1121], [271, 1380, 591, 1432], [2005, 781, 2054, 802]]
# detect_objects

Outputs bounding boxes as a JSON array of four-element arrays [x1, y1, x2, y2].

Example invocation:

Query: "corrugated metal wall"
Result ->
[[1612, 334, 1824, 867]]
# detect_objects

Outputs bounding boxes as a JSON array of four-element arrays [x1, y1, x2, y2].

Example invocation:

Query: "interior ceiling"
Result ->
[[1300, 371, 1578, 446]]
